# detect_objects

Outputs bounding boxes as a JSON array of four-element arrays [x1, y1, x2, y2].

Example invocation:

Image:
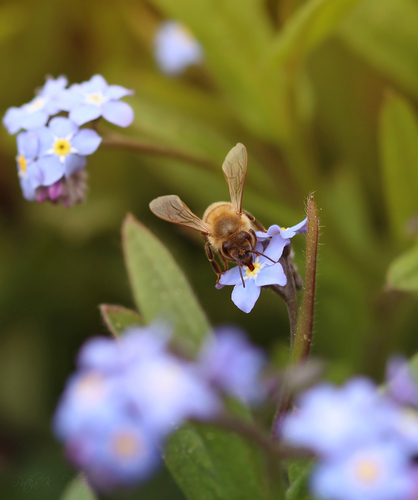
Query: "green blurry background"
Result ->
[[1, 0, 418, 497]]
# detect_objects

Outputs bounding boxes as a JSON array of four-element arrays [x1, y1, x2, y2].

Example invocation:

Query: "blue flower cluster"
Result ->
[[216, 219, 308, 313], [3, 75, 134, 206], [53, 323, 265, 491], [281, 358, 418, 500]]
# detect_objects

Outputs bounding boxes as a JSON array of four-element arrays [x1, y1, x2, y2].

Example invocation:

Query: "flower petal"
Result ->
[[55, 88, 83, 111], [263, 235, 289, 262], [69, 104, 102, 126], [72, 129, 102, 155], [231, 280, 261, 313], [65, 154, 87, 178], [255, 263, 287, 287], [106, 84, 134, 99], [37, 155, 65, 185], [3, 107, 24, 134], [102, 100, 134, 127], [37, 127, 54, 156], [281, 218, 308, 238], [17, 131, 39, 159], [21, 110, 49, 130], [217, 266, 241, 286], [49, 116, 78, 137]]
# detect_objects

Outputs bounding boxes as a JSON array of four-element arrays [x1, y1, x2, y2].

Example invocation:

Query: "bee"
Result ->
[[149, 143, 267, 284]]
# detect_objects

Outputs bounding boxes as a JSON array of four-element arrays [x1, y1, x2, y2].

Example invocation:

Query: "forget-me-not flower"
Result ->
[[15, 131, 43, 201], [154, 21, 203, 75], [36, 116, 101, 185], [256, 218, 308, 241], [57, 74, 134, 127], [3, 76, 68, 134], [216, 236, 289, 313]]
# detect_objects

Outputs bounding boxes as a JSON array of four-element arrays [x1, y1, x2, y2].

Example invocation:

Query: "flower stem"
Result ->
[[100, 131, 215, 170]]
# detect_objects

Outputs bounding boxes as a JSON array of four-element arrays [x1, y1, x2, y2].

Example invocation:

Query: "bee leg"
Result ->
[[205, 242, 222, 282], [243, 210, 267, 232], [220, 252, 229, 271]]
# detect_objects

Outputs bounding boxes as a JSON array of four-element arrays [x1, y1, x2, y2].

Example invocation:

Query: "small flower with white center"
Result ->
[[216, 236, 289, 313], [36, 116, 101, 185], [57, 74, 134, 127], [311, 442, 415, 500], [154, 21, 203, 75], [3, 75, 68, 134], [15, 131, 43, 200]]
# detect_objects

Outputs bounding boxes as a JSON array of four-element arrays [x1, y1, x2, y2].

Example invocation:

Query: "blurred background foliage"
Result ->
[[1, 0, 418, 497]]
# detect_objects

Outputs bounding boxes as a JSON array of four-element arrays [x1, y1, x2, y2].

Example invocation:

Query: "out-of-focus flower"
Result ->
[[154, 21, 203, 75], [36, 116, 101, 184], [197, 326, 266, 404], [15, 131, 43, 200], [57, 74, 134, 127], [35, 170, 89, 207], [386, 356, 418, 408], [311, 442, 415, 500], [281, 378, 397, 457], [3, 76, 68, 134], [216, 236, 288, 313], [256, 218, 308, 241]]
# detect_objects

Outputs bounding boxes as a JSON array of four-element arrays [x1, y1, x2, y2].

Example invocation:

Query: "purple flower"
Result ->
[[3, 76, 68, 134], [36, 116, 101, 185], [216, 236, 289, 313], [255, 218, 308, 241], [197, 326, 266, 404], [154, 21, 203, 75], [15, 131, 43, 200], [311, 442, 415, 500], [386, 356, 418, 408], [35, 170, 89, 207], [57, 74, 134, 127], [281, 378, 398, 457]]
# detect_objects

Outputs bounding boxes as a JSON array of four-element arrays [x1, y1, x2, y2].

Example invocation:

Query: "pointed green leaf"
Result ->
[[270, 0, 363, 67], [99, 304, 143, 336], [122, 214, 210, 355], [379, 93, 418, 238], [387, 241, 418, 292], [60, 474, 97, 500], [285, 460, 313, 500], [340, 0, 418, 97]]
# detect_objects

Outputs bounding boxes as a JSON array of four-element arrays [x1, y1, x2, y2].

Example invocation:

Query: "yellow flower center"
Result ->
[[354, 458, 380, 484], [53, 138, 72, 157], [245, 258, 263, 279], [17, 155, 27, 176], [113, 431, 141, 459], [86, 92, 105, 105]]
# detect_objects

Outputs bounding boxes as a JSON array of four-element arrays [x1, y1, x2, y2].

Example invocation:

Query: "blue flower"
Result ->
[[310, 442, 415, 500], [281, 377, 398, 457], [216, 236, 289, 313], [154, 21, 203, 75], [3, 76, 68, 134], [36, 116, 101, 185], [57, 74, 134, 127], [197, 326, 266, 404], [386, 356, 418, 408], [256, 218, 308, 241], [15, 131, 43, 201]]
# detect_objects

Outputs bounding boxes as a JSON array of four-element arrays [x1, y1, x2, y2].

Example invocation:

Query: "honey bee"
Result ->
[[149, 143, 267, 284]]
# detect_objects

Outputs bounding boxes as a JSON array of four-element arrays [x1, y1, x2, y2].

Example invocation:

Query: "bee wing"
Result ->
[[222, 143, 248, 214], [149, 195, 210, 234]]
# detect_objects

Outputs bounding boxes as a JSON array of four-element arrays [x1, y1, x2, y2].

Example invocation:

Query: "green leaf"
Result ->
[[270, 0, 363, 67], [339, 0, 418, 97], [122, 214, 210, 355], [387, 241, 418, 292], [99, 304, 143, 336], [285, 460, 313, 500], [60, 474, 97, 500], [379, 93, 418, 238]]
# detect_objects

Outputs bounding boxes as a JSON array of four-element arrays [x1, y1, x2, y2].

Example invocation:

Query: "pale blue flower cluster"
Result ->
[[281, 359, 418, 500], [217, 219, 308, 313], [53, 323, 266, 491], [3, 75, 134, 206], [154, 21, 203, 75]]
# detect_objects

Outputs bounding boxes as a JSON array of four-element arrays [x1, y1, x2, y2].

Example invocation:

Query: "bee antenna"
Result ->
[[238, 264, 246, 288], [252, 250, 277, 264]]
